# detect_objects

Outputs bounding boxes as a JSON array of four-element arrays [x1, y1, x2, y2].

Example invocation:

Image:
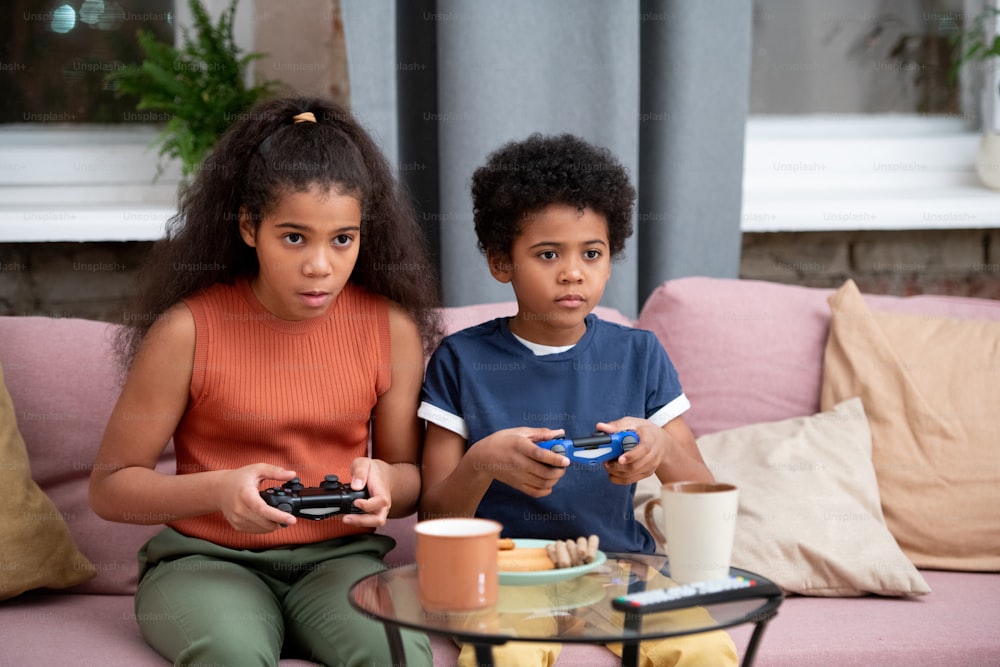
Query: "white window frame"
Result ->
[[0, 0, 253, 242]]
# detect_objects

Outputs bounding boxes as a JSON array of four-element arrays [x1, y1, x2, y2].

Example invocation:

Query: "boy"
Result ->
[[418, 134, 737, 666]]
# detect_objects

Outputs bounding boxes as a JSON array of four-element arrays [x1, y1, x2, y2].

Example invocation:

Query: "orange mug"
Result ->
[[414, 518, 503, 612]]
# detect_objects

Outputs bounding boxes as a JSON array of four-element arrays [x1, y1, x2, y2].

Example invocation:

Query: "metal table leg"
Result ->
[[473, 642, 495, 666], [383, 624, 407, 666], [620, 611, 642, 667], [740, 613, 777, 667]]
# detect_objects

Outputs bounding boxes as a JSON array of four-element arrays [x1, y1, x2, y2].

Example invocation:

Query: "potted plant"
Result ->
[[108, 0, 279, 180], [832, 11, 961, 115], [826, 1, 964, 115], [951, 2, 1000, 189]]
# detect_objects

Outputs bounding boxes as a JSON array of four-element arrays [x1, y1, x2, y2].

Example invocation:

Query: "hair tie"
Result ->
[[292, 111, 317, 124]]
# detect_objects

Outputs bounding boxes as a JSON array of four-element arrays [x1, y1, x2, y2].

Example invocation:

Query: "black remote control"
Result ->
[[612, 575, 782, 614], [260, 475, 368, 520]]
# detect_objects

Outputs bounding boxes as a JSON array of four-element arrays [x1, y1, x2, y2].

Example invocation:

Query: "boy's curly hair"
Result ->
[[471, 133, 635, 259]]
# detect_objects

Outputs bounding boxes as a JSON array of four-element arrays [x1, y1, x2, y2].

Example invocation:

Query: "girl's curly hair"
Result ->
[[471, 133, 635, 259], [116, 96, 442, 373]]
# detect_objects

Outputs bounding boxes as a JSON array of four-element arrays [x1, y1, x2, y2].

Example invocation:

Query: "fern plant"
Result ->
[[108, 0, 279, 178]]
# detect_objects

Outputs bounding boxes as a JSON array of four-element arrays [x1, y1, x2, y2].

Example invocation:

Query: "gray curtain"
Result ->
[[342, 0, 751, 319]]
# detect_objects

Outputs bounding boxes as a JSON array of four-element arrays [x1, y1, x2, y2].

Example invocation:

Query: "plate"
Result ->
[[498, 538, 607, 586]]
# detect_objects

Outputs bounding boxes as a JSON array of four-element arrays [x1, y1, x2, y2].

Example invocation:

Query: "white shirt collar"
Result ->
[[511, 332, 576, 356]]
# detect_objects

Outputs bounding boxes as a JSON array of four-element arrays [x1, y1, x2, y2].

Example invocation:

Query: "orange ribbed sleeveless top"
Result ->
[[168, 278, 391, 549]]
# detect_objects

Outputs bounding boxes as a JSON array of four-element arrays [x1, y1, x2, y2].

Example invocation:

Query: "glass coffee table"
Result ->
[[349, 552, 783, 667]]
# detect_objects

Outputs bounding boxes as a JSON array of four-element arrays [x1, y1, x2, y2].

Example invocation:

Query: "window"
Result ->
[[0, 0, 253, 241], [743, 0, 996, 233], [751, 0, 964, 117], [1, 0, 173, 124]]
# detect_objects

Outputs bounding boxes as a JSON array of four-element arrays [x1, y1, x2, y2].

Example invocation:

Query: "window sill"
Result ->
[[0, 206, 175, 242], [0, 125, 180, 242], [741, 115, 1000, 232]]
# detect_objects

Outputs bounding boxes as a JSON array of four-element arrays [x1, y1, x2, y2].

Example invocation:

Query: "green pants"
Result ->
[[135, 527, 432, 667]]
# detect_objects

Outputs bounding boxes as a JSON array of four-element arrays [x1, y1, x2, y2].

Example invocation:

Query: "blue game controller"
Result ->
[[537, 430, 639, 464]]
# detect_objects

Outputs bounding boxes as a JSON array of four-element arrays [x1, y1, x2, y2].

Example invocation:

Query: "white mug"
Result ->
[[644, 481, 739, 584]]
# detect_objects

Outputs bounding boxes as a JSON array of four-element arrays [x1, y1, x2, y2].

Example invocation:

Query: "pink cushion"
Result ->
[[0, 592, 616, 667], [0, 594, 323, 666], [0, 317, 173, 595], [1, 572, 995, 666], [638, 277, 1000, 437], [727, 569, 1000, 666]]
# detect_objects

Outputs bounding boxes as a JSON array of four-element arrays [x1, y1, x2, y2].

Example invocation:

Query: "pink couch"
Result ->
[[1, 277, 998, 666]]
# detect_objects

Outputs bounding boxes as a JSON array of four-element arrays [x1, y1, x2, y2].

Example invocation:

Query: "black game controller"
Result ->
[[537, 430, 639, 464], [260, 475, 368, 520]]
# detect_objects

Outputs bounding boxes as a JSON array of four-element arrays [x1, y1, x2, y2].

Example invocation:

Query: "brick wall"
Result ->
[[2, 229, 999, 323], [0, 242, 152, 321], [741, 229, 1000, 299]]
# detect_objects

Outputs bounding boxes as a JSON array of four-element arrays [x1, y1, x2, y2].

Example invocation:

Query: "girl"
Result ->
[[89, 96, 439, 666]]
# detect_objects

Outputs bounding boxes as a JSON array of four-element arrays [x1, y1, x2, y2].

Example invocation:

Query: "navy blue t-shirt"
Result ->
[[419, 314, 689, 553]]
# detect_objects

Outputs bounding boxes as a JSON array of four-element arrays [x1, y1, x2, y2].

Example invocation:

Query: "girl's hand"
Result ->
[[343, 457, 392, 527], [467, 427, 569, 498], [219, 463, 299, 533], [597, 419, 665, 485]]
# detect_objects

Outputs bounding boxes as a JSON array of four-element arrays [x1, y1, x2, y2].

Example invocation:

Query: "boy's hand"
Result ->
[[597, 419, 665, 485], [221, 463, 299, 533], [343, 457, 391, 527], [467, 427, 569, 498]]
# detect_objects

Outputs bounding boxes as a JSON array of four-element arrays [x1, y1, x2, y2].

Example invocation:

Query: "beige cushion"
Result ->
[[821, 280, 1000, 571], [0, 363, 95, 600], [641, 398, 930, 596]]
